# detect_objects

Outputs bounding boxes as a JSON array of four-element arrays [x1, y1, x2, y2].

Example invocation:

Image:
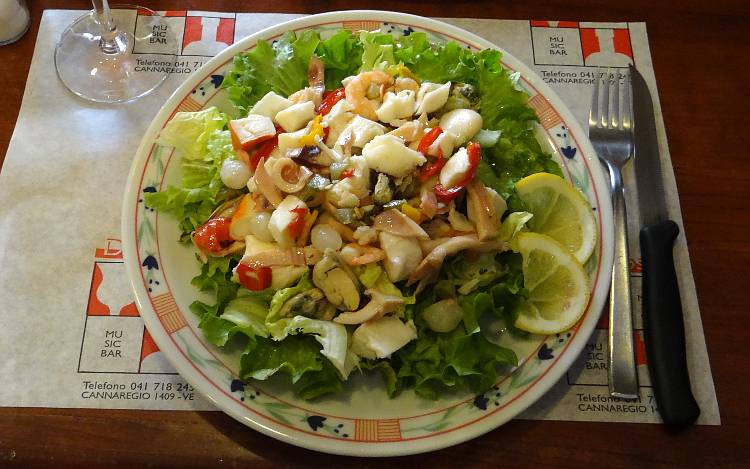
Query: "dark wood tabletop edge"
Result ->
[[0, 407, 743, 467]]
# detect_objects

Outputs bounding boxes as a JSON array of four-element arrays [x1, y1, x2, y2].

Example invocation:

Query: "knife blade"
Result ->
[[630, 64, 700, 427]]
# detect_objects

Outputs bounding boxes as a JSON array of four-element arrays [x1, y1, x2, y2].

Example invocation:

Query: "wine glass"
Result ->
[[54, 1, 176, 103]]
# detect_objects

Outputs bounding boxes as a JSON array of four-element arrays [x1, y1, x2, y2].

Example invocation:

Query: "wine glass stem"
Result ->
[[92, 0, 128, 55]]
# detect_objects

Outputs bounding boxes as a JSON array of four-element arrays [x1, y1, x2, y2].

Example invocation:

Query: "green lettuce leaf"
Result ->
[[359, 359, 398, 397], [358, 263, 384, 287], [240, 335, 343, 399], [445, 252, 508, 296], [366, 249, 525, 399], [190, 256, 240, 314], [191, 267, 350, 398], [487, 252, 527, 332], [396, 33, 480, 84], [224, 29, 366, 114], [478, 125, 563, 198], [240, 334, 321, 382], [191, 288, 276, 347], [188, 256, 242, 346], [220, 295, 271, 339], [360, 31, 397, 71], [388, 326, 517, 400], [223, 29, 370, 114], [144, 128, 238, 238], [263, 273, 354, 379], [316, 29, 364, 89], [452, 251, 527, 334], [469, 48, 561, 196], [192, 312, 242, 347], [267, 315, 354, 379], [266, 272, 314, 324], [457, 290, 493, 334], [189, 257, 275, 347], [156, 107, 227, 160], [499, 211, 534, 241], [357, 264, 415, 316], [222, 31, 320, 115], [291, 357, 345, 400]]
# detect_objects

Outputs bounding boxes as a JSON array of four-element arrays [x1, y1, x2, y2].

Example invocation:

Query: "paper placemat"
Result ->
[[0, 10, 719, 424]]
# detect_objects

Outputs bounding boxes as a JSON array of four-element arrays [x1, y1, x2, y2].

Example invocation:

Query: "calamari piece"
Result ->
[[334, 290, 404, 325]]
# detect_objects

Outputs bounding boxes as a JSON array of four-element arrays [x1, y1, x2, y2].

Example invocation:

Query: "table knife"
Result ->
[[630, 65, 700, 427]]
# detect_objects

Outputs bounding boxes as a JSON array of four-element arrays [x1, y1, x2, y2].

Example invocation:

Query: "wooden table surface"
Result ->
[[1, 1, 748, 467]]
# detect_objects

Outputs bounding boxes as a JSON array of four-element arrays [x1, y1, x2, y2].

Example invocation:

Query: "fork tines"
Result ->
[[590, 67, 632, 132]]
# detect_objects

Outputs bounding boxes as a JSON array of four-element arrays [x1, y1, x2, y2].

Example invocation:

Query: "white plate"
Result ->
[[122, 11, 613, 457]]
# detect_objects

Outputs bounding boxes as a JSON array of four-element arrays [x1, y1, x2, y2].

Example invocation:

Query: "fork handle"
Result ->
[[607, 165, 639, 398], [640, 220, 700, 427]]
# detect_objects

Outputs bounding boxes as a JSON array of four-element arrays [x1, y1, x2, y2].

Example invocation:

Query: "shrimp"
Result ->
[[344, 71, 393, 121], [289, 56, 326, 107], [395, 77, 419, 93], [388, 119, 425, 143], [289, 87, 319, 106], [339, 243, 386, 266]]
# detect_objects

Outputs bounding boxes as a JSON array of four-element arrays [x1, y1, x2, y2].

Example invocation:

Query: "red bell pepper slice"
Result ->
[[340, 168, 355, 180], [249, 137, 277, 171], [433, 184, 464, 202], [192, 217, 232, 253], [236, 263, 272, 291], [418, 151, 445, 182], [433, 141, 482, 202], [248, 126, 283, 171], [417, 127, 446, 182], [287, 207, 308, 238], [417, 127, 443, 155], [318, 88, 346, 116]]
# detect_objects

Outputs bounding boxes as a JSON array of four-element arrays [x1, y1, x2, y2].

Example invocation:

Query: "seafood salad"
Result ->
[[146, 28, 587, 400]]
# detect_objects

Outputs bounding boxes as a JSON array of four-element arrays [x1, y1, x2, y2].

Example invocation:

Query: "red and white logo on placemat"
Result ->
[[580, 28, 633, 66], [78, 238, 175, 374], [182, 16, 235, 56], [89, 239, 139, 317]]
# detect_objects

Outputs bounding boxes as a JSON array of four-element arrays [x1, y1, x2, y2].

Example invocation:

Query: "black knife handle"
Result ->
[[640, 220, 700, 427]]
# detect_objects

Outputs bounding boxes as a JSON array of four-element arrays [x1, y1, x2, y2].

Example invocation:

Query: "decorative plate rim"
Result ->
[[122, 10, 614, 457]]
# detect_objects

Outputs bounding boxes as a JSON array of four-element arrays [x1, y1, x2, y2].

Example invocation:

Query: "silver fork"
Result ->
[[589, 68, 639, 399]]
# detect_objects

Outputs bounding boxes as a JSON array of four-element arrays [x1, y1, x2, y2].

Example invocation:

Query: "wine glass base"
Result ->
[[54, 6, 176, 104]]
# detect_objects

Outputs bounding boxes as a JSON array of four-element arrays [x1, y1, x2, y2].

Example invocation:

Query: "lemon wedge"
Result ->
[[513, 232, 590, 334], [515, 172, 596, 263]]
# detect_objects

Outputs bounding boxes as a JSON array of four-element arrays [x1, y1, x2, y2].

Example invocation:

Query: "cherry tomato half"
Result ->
[[193, 217, 232, 253]]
